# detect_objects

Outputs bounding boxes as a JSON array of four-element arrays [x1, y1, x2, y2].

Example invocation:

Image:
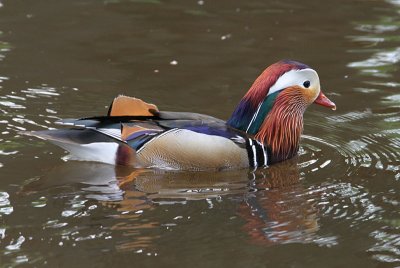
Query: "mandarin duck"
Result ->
[[26, 60, 336, 170]]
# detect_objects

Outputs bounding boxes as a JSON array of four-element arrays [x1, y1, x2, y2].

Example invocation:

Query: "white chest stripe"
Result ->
[[247, 139, 268, 168], [249, 139, 257, 167], [257, 140, 268, 167]]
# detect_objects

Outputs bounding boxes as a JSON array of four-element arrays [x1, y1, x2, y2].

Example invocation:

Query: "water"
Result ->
[[0, 0, 399, 266]]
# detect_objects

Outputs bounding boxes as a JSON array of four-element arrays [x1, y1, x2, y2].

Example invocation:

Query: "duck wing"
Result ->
[[25, 96, 269, 169]]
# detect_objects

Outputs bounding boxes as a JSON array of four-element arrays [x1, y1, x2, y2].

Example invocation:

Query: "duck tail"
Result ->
[[20, 129, 135, 166]]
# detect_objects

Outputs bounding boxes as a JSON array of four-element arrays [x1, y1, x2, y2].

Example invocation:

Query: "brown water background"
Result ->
[[0, 0, 400, 266]]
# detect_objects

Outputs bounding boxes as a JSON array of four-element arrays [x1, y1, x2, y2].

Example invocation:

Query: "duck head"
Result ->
[[227, 60, 335, 164]]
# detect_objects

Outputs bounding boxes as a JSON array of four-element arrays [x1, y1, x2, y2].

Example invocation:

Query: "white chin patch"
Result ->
[[268, 68, 320, 96]]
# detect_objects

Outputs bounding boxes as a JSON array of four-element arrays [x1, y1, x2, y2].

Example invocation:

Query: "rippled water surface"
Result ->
[[0, 0, 400, 266]]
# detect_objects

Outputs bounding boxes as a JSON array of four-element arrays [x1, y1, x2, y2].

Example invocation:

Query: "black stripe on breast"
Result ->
[[246, 139, 270, 168], [245, 139, 256, 167], [254, 141, 266, 167]]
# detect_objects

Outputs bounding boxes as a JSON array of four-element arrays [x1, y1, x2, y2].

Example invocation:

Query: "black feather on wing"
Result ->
[[55, 111, 248, 147]]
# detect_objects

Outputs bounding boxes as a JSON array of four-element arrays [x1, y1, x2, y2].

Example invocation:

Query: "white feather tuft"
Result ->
[[53, 141, 119, 165]]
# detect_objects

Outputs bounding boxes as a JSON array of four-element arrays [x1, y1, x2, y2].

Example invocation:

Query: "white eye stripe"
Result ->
[[267, 68, 320, 96]]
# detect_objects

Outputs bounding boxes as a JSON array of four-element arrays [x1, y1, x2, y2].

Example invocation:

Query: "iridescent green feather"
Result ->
[[247, 91, 280, 135]]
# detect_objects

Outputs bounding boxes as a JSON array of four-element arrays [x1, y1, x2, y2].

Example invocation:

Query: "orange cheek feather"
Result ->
[[302, 86, 320, 104], [255, 86, 306, 163]]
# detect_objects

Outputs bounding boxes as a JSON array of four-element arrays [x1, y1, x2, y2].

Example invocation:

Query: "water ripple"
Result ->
[[307, 182, 381, 227], [21, 87, 60, 97], [6, 236, 26, 251], [0, 191, 13, 216], [327, 109, 373, 123], [369, 228, 400, 264], [348, 47, 400, 68], [348, 2, 400, 78], [0, 100, 25, 109], [303, 108, 400, 180]]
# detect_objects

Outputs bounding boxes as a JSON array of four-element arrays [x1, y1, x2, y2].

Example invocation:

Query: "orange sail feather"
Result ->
[[108, 95, 159, 117]]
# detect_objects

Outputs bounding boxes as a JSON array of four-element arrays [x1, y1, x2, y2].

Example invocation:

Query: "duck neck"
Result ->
[[255, 90, 306, 164]]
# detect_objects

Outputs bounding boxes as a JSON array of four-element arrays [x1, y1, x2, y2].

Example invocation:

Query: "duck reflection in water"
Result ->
[[239, 159, 319, 245], [21, 157, 320, 250]]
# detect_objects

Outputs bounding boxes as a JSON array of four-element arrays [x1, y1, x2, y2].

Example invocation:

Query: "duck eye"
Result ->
[[303, 80, 311, 88]]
